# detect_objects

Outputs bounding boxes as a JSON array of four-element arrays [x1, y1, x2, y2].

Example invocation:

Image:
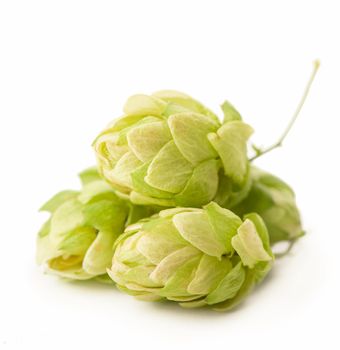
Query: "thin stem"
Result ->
[[274, 238, 298, 259], [250, 60, 320, 161]]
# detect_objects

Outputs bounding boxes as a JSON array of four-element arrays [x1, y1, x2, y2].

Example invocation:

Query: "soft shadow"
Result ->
[[56, 277, 120, 294], [64, 275, 249, 316], [146, 296, 252, 318], [34, 251, 302, 317]]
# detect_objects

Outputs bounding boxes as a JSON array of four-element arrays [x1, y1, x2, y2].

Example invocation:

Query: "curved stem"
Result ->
[[274, 238, 298, 259], [250, 60, 320, 161]]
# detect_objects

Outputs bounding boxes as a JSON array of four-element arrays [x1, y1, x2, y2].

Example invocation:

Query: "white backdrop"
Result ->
[[1, 1, 339, 349]]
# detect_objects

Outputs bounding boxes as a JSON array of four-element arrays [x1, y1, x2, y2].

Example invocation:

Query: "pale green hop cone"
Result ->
[[232, 167, 304, 244], [36, 168, 152, 280], [93, 91, 253, 208], [108, 202, 274, 310]]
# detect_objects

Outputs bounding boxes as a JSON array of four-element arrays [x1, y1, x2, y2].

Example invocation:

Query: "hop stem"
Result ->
[[274, 237, 299, 258], [250, 60, 320, 161]]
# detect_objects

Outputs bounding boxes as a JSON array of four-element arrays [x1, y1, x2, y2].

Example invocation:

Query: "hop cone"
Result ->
[[36, 168, 152, 280], [93, 91, 253, 207], [108, 202, 274, 310], [232, 167, 304, 243]]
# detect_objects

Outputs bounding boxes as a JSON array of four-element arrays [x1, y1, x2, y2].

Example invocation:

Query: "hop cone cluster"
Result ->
[[36, 90, 303, 311]]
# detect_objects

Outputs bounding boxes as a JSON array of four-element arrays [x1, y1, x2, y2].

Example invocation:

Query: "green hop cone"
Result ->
[[36, 168, 152, 280], [108, 202, 274, 311], [232, 167, 304, 244], [93, 90, 253, 208]]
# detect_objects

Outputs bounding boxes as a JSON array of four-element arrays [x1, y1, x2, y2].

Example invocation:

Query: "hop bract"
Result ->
[[108, 202, 274, 310], [36, 168, 151, 280], [93, 91, 253, 207], [232, 167, 304, 243]]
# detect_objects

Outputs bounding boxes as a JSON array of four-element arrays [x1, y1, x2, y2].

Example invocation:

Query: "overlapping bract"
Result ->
[[108, 202, 274, 310], [232, 167, 304, 243], [36, 88, 305, 312], [36, 168, 152, 280], [93, 91, 253, 207]]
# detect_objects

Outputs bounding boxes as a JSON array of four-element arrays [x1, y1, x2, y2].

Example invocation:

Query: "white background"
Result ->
[[1, 1, 339, 349]]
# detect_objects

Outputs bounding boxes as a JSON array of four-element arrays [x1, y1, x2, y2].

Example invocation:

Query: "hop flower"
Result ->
[[93, 91, 253, 207], [108, 202, 273, 310], [232, 167, 304, 243], [36, 168, 152, 280]]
